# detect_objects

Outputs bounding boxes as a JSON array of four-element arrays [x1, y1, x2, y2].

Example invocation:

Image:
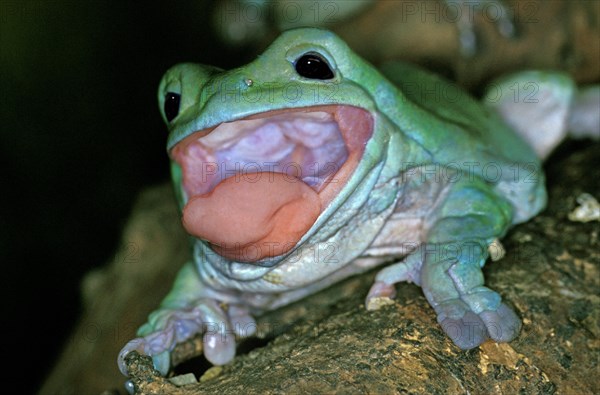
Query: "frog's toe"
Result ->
[[365, 281, 397, 311], [118, 323, 179, 376], [203, 326, 236, 365], [119, 299, 242, 377], [438, 308, 489, 350], [118, 337, 146, 376], [479, 302, 522, 342], [435, 299, 521, 349], [227, 304, 258, 337], [152, 351, 171, 376], [184, 300, 236, 365]]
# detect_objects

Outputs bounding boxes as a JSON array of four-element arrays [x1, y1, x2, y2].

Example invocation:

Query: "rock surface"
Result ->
[[41, 141, 599, 394]]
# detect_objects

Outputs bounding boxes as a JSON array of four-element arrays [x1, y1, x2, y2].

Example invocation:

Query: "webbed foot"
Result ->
[[419, 236, 521, 349], [118, 299, 256, 376], [435, 296, 521, 349]]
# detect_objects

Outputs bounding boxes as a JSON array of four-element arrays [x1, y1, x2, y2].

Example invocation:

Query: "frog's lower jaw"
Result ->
[[170, 105, 373, 262]]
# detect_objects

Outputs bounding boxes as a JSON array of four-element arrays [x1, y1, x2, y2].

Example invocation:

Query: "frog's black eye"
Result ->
[[295, 53, 334, 80], [164, 92, 181, 122]]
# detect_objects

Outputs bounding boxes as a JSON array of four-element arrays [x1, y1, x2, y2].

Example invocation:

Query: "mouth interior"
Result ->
[[173, 109, 350, 197], [170, 105, 373, 262]]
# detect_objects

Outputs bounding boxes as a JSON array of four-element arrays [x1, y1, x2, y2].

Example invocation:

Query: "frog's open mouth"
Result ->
[[170, 105, 373, 262]]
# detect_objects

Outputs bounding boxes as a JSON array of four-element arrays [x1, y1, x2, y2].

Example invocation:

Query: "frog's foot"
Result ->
[[365, 252, 423, 311], [118, 299, 256, 376], [434, 294, 521, 350]]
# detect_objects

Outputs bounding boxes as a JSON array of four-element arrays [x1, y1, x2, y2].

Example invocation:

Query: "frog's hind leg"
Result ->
[[568, 85, 600, 141], [486, 73, 600, 145], [484, 71, 580, 159]]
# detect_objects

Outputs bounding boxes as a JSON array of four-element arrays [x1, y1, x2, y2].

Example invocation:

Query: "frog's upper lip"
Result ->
[[169, 105, 373, 261]]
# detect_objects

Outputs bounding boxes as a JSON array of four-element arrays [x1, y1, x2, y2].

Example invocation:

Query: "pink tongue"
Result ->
[[182, 172, 321, 262]]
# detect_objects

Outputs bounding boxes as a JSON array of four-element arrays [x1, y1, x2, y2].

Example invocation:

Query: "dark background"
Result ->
[[1, 2, 255, 393]]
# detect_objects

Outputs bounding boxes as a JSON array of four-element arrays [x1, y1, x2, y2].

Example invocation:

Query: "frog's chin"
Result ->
[[170, 105, 373, 262]]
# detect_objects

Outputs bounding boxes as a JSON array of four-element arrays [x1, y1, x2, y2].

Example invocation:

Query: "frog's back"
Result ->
[[379, 62, 539, 164], [377, 62, 546, 224]]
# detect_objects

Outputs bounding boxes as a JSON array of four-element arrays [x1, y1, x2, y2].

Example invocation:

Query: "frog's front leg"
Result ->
[[369, 179, 520, 349], [118, 261, 256, 376], [420, 238, 520, 349]]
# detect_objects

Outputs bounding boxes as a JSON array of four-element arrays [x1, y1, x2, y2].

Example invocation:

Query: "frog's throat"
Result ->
[[170, 105, 373, 262]]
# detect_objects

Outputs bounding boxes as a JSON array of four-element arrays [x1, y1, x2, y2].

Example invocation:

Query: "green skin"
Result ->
[[118, 28, 551, 377]]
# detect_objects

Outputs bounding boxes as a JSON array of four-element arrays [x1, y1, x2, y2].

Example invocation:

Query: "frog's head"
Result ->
[[158, 28, 390, 264]]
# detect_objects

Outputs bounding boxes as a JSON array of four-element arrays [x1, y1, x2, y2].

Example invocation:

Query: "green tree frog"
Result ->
[[118, 27, 590, 378]]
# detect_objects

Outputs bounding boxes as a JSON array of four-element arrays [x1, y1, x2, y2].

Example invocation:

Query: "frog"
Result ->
[[118, 27, 585, 378]]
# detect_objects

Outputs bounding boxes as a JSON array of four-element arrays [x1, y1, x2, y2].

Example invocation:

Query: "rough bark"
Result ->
[[41, 140, 599, 395]]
